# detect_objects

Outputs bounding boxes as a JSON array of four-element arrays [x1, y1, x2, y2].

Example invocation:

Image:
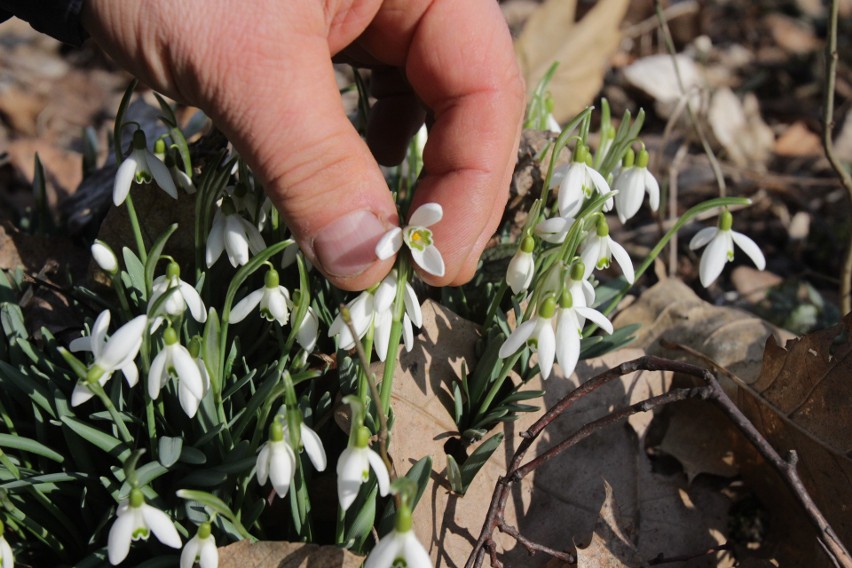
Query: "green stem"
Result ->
[[379, 258, 411, 416], [335, 503, 346, 545], [358, 327, 374, 406], [124, 194, 148, 265], [90, 382, 133, 444]]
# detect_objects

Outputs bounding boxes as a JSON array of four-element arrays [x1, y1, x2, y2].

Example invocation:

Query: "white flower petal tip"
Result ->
[[375, 227, 403, 260]]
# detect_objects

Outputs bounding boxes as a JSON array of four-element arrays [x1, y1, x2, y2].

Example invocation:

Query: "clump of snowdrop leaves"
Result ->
[[376, 203, 445, 277], [689, 209, 766, 287]]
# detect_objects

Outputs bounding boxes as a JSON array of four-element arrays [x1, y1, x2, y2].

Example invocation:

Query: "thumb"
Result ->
[[209, 39, 398, 291]]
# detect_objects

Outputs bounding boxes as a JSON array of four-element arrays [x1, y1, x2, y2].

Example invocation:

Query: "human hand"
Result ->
[[82, 0, 525, 290]]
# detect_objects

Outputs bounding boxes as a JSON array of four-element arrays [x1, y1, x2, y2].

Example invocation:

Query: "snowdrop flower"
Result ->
[[328, 273, 397, 350], [554, 143, 612, 218], [534, 215, 575, 244], [107, 488, 181, 565], [337, 425, 390, 512], [689, 209, 765, 287], [256, 419, 326, 498], [555, 287, 613, 378], [205, 199, 266, 268], [372, 273, 423, 361], [613, 148, 660, 223], [70, 312, 147, 406], [180, 522, 217, 568], [91, 240, 118, 275], [182, 338, 211, 419], [506, 235, 536, 294], [365, 505, 431, 568], [580, 216, 634, 284], [113, 130, 178, 206], [229, 268, 290, 326], [148, 328, 205, 417], [0, 520, 13, 568], [546, 113, 561, 134], [148, 261, 207, 330], [498, 297, 557, 380], [376, 203, 445, 277]]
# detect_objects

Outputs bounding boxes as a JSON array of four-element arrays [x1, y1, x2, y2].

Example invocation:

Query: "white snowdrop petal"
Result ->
[[402, 314, 414, 352], [243, 218, 266, 254], [375, 227, 403, 260], [172, 346, 205, 401], [498, 320, 536, 359], [148, 350, 168, 400], [120, 361, 139, 388], [141, 504, 182, 549], [699, 233, 729, 287], [269, 443, 296, 497], [91, 309, 112, 351], [113, 157, 139, 206], [229, 289, 264, 323], [608, 238, 635, 284], [364, 532, 401, 568], [179, 381, 202, 418], [337, 448, 366, 511], [224, 216, 250, 266], [300, 423, 327, 472], [180, 537, 201, 568], [644, 169, 660, 211], [296, 309, 319, 353], [731, 231, 766, 271], [537, 323, 556, 380], [408, 203, 443, 227], [148, 155, 179, 199], [92, 241, 118, 273], [69, 336, 91, 353], [555, 314, 581, 378], [179, 281, 207, 323], [575, 306, 614, 334], [535, 216, 573, 244], [402, 531, 433, 568], [265, 289, 290, 325], [99, 315, 147, 370], [412, 244, 445, 277], [71, 381, 95, 407], [373, 309, 393, 362], [689, 227, 718, 250], [199, 537, 218, 568], [205, 213, 226, 267], [107, 509, 135, 565], [587, 166, 611, 195], [404, 283, 422, 328], [255, 444, 270, 485], [366, 448, 391, 497]]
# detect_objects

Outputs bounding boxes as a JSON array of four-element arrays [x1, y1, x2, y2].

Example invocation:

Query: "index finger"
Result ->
[[359, 0, 526, 285]]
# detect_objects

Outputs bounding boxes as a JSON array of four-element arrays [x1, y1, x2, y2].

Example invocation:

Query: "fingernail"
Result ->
[[312, 210, 388, 278]]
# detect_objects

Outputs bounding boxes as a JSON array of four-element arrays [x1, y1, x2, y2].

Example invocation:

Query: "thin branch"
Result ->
[[822, 0, 852, 314]]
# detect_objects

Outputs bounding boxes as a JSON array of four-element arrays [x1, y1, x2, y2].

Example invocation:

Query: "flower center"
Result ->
[[405, 227, 432, 251], [392, 558, 409, 568]]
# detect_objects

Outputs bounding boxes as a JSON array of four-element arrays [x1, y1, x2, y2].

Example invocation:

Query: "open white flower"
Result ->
[[365, 507, 431, 568], [113, 130, 178, 206], [375, 203, 445, 277], [229, 268, 291, 326], [689, 209, 765, 287], [554, 144, 612, 218], [180, 522, 217, 568], [256, 419, 326, 498], [580, 216, 634, 284], [70, 312, 147, 406], [613, 148, 660, 223], [555, 288, 613, 378], [108, 488, 181, 565], [372, 274, 422, 362], [205, 199, 266, 267], [0, 520, 13, 568], [337, 425, 390, 512], [498, 297, 557, 380], [506, 235, 536, 295], [148, 328, 205, 417], [148, 261, 206, 330]]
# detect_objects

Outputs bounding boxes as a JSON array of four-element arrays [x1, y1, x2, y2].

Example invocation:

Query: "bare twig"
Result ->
[[822, 0, 852, 314], [465, 356, 852, 568]]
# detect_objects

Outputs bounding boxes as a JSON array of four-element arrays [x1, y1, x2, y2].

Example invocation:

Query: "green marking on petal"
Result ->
[[596, 258, 610, 270], [405, 227, 433, 251], [132, 527, 150, 540], [392, 559, 408, 568]]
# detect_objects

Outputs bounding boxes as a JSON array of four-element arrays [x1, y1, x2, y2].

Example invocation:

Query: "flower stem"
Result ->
[[90, 383, 133, 444], [123, 194, 148, 265], [379, 257, 411, 417]]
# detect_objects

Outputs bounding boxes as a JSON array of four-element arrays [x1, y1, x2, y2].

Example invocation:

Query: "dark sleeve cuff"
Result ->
[[0, 0, 89, 46]]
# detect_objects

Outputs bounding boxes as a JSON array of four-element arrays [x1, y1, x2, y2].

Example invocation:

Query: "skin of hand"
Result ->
[[81, 0, 525, 291]]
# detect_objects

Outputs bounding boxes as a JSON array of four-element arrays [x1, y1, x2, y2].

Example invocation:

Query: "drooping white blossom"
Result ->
[[689, 209, 765, 287], [148, 327, 205, 417], [180, 522, 217, 568], [70, 312, 147, 406], [506, 235, 536, 295], [612, 148, 660, 223], [205, 199, 266, 268], [579, 216, 634, 284], [107, 488, 181, 565], [148, 261, 206, 330], [337, 425, 390, 512], [113, 130, 178, 206], [498, 297, 558, 380], [229, 268, 291, 326]]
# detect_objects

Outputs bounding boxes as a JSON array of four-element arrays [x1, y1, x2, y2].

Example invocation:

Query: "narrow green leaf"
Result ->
[[60, 416, 130, 462], [144, 223, 179, 290], [459, 433, 504, 493], [446, 454, 463, 493], [158, 436, 183, 468], [0, 433, 64, 463], [176, 489, 252, 539], [122, 247, 147, 301]]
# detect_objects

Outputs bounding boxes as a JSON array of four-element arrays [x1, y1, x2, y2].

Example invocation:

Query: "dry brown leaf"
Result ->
[[737, 314, 852, 553], [708, 88, 775, 168], [218, 540, 363, 568], [574, 481, 646, 568], [515, 0, 629, 122], [656, 399, 740, 483], [774, 122, 823, 157], [394, 301, 729, 567]]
